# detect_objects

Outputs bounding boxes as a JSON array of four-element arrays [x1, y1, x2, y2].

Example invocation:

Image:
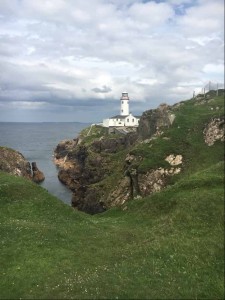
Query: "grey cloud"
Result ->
[[92, 85, 112, 93]]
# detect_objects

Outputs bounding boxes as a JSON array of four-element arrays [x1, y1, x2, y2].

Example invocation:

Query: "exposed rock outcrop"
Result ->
[[54, 138, 80, 167], [138, 103, 175, 140], [54, 132, 139, 213], [0, 147, 32, 179], [0, 147, 45, 183], [101, 153, 182, 207], [72, 188, 106, 215], [105, 177, 131, 207], [32, 162, 45, 183], [139, 166, 181, 197], [203, 117, 225, 146], [140, 154, 182, 196], [90, 133, 138, 153], [54, 138, 108, 213], [54, 105, 179, 214], [54, 93, 224, 214], [165, 154, 183, 166]]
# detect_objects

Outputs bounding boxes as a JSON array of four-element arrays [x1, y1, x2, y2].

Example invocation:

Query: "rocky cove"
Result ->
[[0, 91, 224, 214], [53, 93, 225, 214], [0, 147, 45, 183], [0, 122, 89, 204]]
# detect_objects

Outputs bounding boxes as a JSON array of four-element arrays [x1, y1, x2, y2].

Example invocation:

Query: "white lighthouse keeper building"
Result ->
[[103, 92, 140, 128]]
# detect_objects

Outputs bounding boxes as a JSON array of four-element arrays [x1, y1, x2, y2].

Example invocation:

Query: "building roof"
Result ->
[[109, 114, 141, 119], [110, 115, 128, 119]]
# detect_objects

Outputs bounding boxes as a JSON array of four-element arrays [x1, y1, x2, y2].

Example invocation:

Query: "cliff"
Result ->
[[54, 91, 224, 214], [0, 146, 32, 179], [54, 130, 138, 213], [0, 146, 45, 183]]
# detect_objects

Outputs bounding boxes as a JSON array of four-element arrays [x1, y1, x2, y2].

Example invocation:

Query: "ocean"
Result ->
[[0, 122, 89, 205]]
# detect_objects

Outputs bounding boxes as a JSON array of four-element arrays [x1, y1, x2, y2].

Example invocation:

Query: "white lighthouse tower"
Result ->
[[120, 92, 129, 116]]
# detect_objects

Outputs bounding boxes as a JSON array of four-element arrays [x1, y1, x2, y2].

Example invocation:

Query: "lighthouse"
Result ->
[[102, 92, 140, 128], [120, 92, 129, 116]]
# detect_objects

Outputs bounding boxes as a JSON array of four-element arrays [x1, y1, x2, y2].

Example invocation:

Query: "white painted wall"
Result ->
[[103, 114, 140, 127], [103, 118, 125, 127], [124, 114, 139, 127], [109, 118, 125, 127], [103, 118, 110, 127], [120, 99, 129, 116]]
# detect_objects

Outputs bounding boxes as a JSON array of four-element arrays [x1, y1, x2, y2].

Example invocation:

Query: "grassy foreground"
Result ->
[[0, 160, 224, 299]]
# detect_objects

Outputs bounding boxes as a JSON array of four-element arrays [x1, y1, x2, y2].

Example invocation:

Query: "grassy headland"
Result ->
[[0, 93, 224, 299]]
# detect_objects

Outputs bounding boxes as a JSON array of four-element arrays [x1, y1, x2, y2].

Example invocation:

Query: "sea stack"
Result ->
[[31, 162, 45, 183]]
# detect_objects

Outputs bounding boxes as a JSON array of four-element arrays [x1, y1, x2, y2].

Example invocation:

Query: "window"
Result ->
[[127, 118, 129, 122], [122, 101, 123, 104], [132, 119, 134, 122]]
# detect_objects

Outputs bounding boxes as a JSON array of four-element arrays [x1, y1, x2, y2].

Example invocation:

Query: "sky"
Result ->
[[0, 0, 224, 122]]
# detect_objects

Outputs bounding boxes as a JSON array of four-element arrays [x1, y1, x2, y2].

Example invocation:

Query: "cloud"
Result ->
[[0, 0, 224, 122], [128, 1, 174, 26], [177, 0, 224, 35], [92, 85, 112, 93]]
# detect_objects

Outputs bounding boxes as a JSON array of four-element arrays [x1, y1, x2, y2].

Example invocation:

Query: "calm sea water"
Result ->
[[0, 122, 89, 205]]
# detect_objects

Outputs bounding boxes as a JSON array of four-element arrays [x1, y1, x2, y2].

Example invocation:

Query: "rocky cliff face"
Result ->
[[54, 133, 138, 214], [138, 103, 175, 140], [54, 103, 178, 214], [0, 147, 32, 179], [0, 147, 45, 183], [54, 93, 224, 214]]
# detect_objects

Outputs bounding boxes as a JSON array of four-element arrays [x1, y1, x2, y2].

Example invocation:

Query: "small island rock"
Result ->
[[31, 162, 45, 183]]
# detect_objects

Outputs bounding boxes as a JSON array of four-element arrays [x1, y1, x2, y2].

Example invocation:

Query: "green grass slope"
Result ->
[[0, 93, 224, 299], [132, 94, 224, 175], [0, 159, 224, 299]]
